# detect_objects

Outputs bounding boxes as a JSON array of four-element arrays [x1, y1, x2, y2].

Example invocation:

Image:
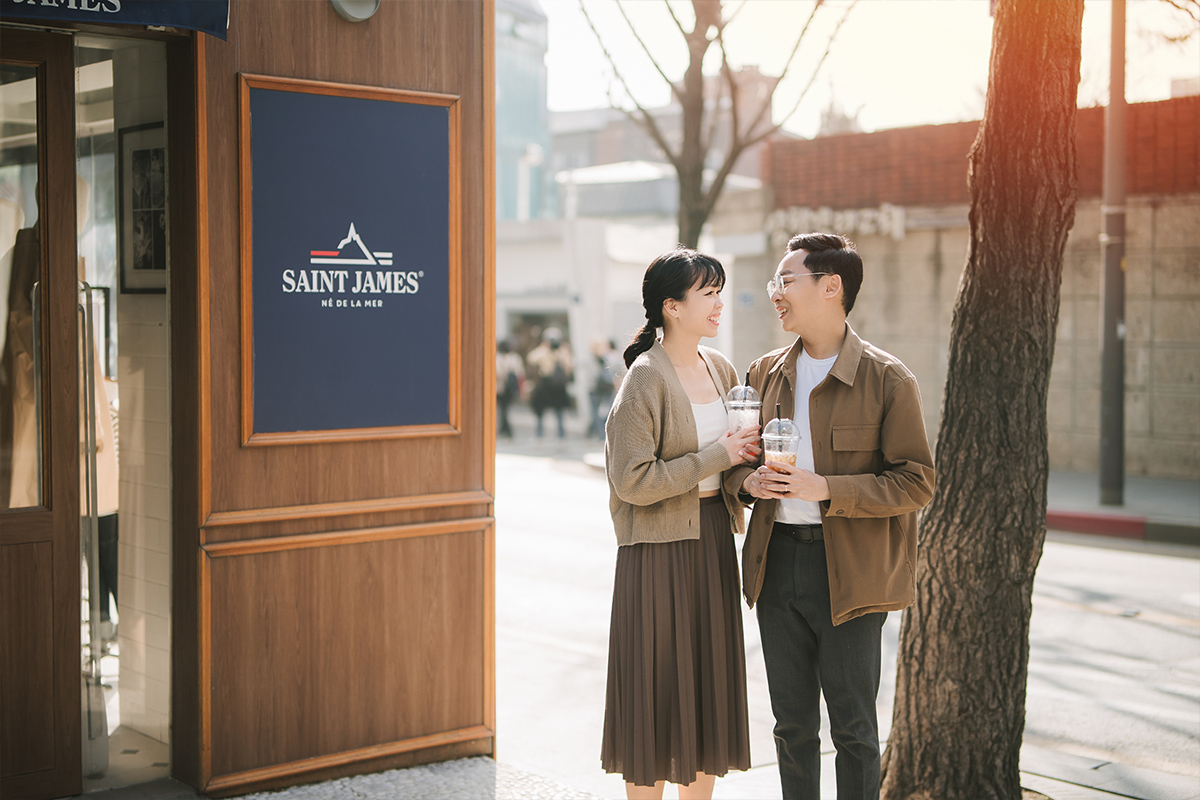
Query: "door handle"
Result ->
[[30, 281, 43, 502], [78, 282, 102, 684]]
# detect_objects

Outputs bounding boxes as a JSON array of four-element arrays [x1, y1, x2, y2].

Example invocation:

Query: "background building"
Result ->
[[754, 95, 1200, 480], [495, 0, 552, 222]]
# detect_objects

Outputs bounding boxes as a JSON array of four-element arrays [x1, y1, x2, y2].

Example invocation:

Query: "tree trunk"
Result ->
[[676, 2, 714, 250], [881, 2, 1083, 799]]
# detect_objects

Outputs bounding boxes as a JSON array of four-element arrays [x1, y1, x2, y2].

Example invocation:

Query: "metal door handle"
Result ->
[[30, 281, 43, 501], [78, 281, 102, 685]]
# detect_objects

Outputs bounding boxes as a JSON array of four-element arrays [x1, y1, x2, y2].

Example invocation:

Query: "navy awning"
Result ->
[[1, 0, 229, 40]]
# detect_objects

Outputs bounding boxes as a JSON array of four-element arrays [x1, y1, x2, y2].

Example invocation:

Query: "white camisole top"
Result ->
[[692, 398, 727, 493]]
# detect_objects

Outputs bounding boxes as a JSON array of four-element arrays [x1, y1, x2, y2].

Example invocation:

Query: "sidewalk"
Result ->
[[1046, 471, 1200, 546], [500, 401, 1200, 546], [75, 412, 1197, 800]]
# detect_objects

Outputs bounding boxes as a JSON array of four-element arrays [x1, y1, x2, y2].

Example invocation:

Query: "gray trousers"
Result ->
[[755, 531, 885, 800]]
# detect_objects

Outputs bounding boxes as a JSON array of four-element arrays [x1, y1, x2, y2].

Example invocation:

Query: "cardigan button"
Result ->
[[756, 554, 763, 564]]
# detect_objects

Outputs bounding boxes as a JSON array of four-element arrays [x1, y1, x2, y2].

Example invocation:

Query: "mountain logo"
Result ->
[[309, 223, 393, 267]]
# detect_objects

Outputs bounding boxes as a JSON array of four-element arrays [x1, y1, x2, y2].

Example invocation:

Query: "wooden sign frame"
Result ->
[[237, 73, 462, 446]]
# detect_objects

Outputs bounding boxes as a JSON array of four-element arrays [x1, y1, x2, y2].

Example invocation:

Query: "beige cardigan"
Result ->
[[604, 341, 745, 546]]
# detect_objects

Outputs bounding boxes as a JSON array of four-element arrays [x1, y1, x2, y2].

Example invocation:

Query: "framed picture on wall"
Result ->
[[118, 122, 168, 293]]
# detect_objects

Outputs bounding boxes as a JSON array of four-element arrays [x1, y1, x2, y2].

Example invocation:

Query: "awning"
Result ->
[[1, 0, 229, 40]]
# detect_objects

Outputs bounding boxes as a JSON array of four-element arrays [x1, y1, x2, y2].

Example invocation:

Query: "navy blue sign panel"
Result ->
[[246, 79, 455, 436], [1, 0, 230, 39]]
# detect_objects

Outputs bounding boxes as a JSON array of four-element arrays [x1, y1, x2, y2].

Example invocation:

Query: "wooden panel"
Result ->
[[201, 489, 491, 530], [199, 498, 493, 546], [180, 1, 496, 792], [203, 738, 492, 799], [0, 543, 55, 777], [207, 528, 488, 777], [199, 0, 493, 521], [201, 516, 491, 557], [205, 727, 492, 796]]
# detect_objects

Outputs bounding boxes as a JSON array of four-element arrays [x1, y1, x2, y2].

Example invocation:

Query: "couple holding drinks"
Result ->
[[600, 234, 937, 800]]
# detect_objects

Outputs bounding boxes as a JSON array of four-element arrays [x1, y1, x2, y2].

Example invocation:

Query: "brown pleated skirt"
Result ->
[[601, 495, 751, 787]]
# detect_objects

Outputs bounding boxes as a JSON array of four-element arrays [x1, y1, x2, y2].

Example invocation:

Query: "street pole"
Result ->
[[1099, 0, 1126, 505]]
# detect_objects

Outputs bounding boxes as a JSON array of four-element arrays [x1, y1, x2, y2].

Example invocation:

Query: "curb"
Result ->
[[1046, 510, 1200, 547]]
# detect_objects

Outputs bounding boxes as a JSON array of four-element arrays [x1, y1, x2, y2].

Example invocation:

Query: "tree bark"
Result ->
[[881, 2, 1083, 799], [676, 1, 717, 249]]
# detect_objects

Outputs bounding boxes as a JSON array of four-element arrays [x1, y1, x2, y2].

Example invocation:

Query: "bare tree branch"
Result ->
[[702, 55, 727, 156], [1160, 0, 1199, 24], [578, 0, 681, 167], [731, 0, 828, 144], [709, 18, 739, 162], [723, 0, 748, 28], [582, 0, 859, 246], [663, 0, 690, 38], [616, 0, 685, 105], [743, 0, 857, 149], [700, 1, 856, 220], [1157, 0, 1199, 41]]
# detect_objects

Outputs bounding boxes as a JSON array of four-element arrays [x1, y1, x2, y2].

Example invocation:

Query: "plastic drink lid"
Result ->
[[763, 416, 800, 439], [726, 384, 761, 407]]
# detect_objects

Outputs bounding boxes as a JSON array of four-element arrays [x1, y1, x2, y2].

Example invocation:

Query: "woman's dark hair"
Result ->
[[623, 248, 725, 368]]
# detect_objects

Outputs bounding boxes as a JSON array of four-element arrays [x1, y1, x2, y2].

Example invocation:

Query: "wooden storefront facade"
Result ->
[[0, 3, 497, 797]]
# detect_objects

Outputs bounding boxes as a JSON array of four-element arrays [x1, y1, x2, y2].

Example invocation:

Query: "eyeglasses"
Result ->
[[766, 272, 833, 298]]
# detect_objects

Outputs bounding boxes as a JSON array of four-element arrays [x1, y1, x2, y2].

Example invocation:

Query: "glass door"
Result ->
[[0, 26, 84, 800], [73, 33, 174, 793]]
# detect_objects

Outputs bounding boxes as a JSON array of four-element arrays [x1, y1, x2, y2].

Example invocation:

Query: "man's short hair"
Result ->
[[787, 232, 863, 315]]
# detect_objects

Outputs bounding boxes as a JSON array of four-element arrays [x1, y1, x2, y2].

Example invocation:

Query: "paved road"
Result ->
[[1022, 533, 1200, 799], [493, 449, 1200, 800]]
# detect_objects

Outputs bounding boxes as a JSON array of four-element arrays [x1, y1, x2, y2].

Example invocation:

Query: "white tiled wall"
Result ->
[[117, 294, 171, 745], [113, 42, 172, 746]]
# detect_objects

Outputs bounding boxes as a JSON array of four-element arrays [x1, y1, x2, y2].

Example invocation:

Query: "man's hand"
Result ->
[[755, 462, 831, 502], [741, 468, 775, 500]]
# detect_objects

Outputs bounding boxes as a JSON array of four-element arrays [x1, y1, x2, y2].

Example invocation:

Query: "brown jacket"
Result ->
[[725, 324, 935, 624], [605, 341, 744, 546]]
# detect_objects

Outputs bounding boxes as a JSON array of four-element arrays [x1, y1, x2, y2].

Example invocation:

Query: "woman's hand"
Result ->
[[720, 425, 760, 466]]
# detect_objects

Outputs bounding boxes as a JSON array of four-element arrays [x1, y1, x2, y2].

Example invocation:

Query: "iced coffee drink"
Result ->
[[763, 449, 797, 471], [762, 410, 800, 472]]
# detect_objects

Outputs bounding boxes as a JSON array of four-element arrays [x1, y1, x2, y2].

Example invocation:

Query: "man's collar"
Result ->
[[770, 322, 864, 386], [828, 323, 864, 386]]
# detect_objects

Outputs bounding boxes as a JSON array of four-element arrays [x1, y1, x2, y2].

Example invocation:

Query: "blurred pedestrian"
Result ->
[[526, 327, 573, 439], [496, 339, 524, 438], [587, 338, 621, 439], [601, 248, 758, 800]]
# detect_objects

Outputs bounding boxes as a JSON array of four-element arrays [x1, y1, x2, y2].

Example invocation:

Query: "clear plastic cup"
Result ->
[[726, 383, 761, 433], [762, 417, 801, 472]]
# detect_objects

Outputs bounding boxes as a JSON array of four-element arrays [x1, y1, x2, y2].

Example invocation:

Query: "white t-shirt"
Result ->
[[692, 398, 727, 493], [775, 348, 839, 525]]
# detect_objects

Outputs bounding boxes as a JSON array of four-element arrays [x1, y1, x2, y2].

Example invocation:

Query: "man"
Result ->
[[725, 233, 935, 799]]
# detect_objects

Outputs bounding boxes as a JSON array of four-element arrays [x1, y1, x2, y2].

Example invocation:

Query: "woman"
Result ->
[[601, 248, 758, 800]]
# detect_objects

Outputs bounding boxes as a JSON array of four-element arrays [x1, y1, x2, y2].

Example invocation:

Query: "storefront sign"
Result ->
[[240, 75, 460, 440], [766, 203, 908, 248], [0, 0, 229, 39]]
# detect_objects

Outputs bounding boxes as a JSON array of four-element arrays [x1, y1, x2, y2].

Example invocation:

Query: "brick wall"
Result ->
[[766, 96, 1200, 210]]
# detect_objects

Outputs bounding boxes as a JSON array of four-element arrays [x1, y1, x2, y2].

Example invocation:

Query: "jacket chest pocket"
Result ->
[[831, 424, 882, 474]]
